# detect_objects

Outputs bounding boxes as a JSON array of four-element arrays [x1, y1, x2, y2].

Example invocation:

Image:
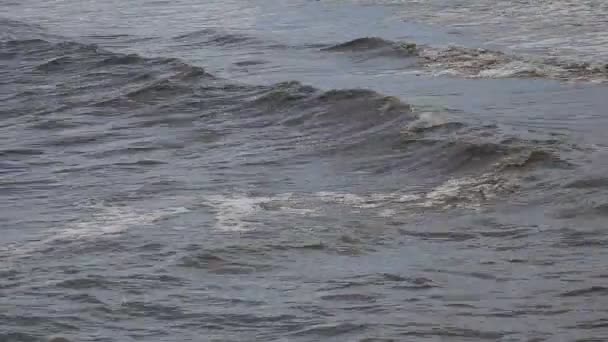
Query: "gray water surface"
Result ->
[[2, 1, 608, 341]]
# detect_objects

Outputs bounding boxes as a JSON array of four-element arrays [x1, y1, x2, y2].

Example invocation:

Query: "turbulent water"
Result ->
[[2, 0, 608, 341]]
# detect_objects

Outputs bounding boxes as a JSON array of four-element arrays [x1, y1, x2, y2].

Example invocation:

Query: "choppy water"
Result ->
[[2, 1, 608, 341]]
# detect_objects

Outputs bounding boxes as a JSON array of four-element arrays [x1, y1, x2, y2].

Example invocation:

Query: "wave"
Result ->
[[2, 33, 219, 114], [324, 37, 608, 83], [399, 111, 571, 172], [3, 32, 571, 182], [322, 37, 418, 57], [254, 83, 412, 132], [1, 20, 578, 209], [172, 27, 285, 49], [173, 28, 254, 46]]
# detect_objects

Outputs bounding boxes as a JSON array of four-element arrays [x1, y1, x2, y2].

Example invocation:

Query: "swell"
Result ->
[[323, 37, 608, 83]]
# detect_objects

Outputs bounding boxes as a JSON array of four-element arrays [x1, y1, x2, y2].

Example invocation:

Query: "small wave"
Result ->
[[4, 33, 213, 83], [117, 301, 191, 320], [498, 149, 571, 171], [319, 293, 377, 302], [555, 202, 608, 221], [408, 145, 569, 209], [113, 159, 167, 167], [290, 322, 368, 337], [48, 131, 118, 147], [323, 37, 418, 58], [400, 111, 570, 176], [64, 293, 106, 305], [29, 119, 80, 130], [2, 38, 47, 47], [178, 251, 273, 274], [311, 144, 559, 210], [35, 56, 77, 72], [55, 277, 113, 290], [564, 177, 608, 189], [253, 82, 412, 140], [560, 286, 608, 297], [174, 28, 249, 42], [323, 37, 395, 51], [0, 18, 51, 42], [0, 148, 44, 157], [47, 336, 73, 342], [233, 59, 267, 67], [398, 230, 477, 242], [0, 332, 39, 342], [252, 81, 317, 109], [399, 326, 507, 340], [322, 273, 436, 291], [2, 34, 220, 124], [125, 79, 193, 102], [96, 53, 147, 66], [324, 37, 608, 83], [172, 28, 279, 49]]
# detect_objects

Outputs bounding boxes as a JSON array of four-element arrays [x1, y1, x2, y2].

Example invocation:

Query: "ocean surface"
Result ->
[[2, 1, 608, 341]]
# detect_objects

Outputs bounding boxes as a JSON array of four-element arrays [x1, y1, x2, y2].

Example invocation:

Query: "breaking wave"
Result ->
[[1, 19, 579, 214], [324, 37, 608, 83]]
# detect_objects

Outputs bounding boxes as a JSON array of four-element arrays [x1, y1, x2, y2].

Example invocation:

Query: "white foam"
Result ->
[[476, 61, 546, 78], [205, 191, 428, 231], [203, 183, 509, 234], [404, 111, 450, 132], [316, 191, 364, 203], [205, 193, 292, 231], [280, 207, 317, 215], [419, 173, 515, 209], [430, 68, 462, 77], [378, 209, 397, 217], [422, 178, 472, 207], [397, 194, 421, 202], [315, 191, 407, 209], [3, 204, 189, 259]]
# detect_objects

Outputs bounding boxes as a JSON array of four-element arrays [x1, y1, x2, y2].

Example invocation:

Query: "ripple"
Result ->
[[399, 326, 508, 340], [398, 230, 478, 241], [290, 322, 368, 337], [564, 177, 608, 189], [319, 293, 377, 302], [0, 332, 38, 342], [55, 277, 113, 290], [560, 286, 608, 297], [177, 252, 273, 274]]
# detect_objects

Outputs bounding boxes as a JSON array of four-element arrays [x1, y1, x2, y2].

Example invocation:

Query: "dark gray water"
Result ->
[[2, 1, 608, 341]]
